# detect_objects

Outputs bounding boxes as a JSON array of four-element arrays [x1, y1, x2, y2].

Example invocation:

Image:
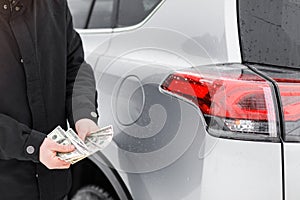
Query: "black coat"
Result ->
[[0, 0, 98, 199]]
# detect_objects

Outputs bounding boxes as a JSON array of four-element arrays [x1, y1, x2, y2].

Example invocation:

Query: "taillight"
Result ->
[[275, 79, 300, 122], [160, 64, 279, 141], [275, 79, 300, 141]]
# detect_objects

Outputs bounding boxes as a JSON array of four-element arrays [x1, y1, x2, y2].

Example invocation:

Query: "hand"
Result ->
[[75, 118, 99, 141], [39, 138, 75, 169]]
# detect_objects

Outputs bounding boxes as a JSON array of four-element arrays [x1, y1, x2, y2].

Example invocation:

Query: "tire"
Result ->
[[72, 185, 114, 200]]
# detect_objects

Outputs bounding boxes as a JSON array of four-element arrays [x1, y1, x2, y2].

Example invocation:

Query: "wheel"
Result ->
[[71, 185, 114, 200]]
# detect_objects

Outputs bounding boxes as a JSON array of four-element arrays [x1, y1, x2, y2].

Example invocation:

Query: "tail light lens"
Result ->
[[275, 79, 300, 141], [245, 64, 300, 142], [160, 64, 279, 141]]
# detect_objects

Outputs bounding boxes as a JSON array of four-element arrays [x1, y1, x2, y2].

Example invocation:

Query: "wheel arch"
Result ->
[[69, 153, 132, 200]]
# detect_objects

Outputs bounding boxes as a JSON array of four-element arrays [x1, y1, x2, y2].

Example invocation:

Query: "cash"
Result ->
[[47, 125, 113, 164]]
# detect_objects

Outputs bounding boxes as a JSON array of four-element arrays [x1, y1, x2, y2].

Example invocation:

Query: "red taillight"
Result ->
[[160, 64, 278, 140], [242, 66, 300, 142], [162, 72, 270, 120], [273, 78, 300, 141], [275, 79, 300, 122]]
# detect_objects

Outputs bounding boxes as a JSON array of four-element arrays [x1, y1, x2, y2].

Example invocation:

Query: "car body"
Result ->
[[67, 0, 300, 199]]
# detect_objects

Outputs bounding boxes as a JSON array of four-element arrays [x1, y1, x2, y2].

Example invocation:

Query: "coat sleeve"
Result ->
[[65, 3, 99, 128], [0, 114, 46, 162]]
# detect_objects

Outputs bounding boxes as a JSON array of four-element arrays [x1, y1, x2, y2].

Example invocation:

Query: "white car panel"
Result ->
[[284, 143, 300, 200]]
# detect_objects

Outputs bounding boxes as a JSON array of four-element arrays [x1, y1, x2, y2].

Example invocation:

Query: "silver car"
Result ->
[[68, 0, 300, 199]]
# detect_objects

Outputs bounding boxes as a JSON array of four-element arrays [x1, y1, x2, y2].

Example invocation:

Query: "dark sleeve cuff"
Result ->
[[23, 130, 46, 163], [72, 107, 99, 125]]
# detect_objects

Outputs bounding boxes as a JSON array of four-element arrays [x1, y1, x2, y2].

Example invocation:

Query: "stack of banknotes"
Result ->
[[47, 125, 113, 164]]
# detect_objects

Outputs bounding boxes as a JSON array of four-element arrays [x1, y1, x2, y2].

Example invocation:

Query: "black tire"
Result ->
[[72, 185, 114, 200]]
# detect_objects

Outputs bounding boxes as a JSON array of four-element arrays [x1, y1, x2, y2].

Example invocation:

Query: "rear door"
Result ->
[[238, 0, 300, 199]]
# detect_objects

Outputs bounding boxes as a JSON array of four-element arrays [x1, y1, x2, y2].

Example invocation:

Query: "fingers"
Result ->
[[42, 153, 71, 170], [75, 118, 99, 141], [42, 138, 75, 153], [48, 140, 75, 153], [46, 157, 71, 169], [76, 123, 88, 141], [78, 131, 88, 141], [77, 124, 91, 141], [77, 127, 92, 141], [39, 138, 73, 169]]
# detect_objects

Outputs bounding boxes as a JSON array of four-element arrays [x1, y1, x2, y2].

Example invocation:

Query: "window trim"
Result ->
[[111, 0, 120, 28], [85, 0, 119, 29], [76, 0, 166, 34], [84, 0, 97, 29]]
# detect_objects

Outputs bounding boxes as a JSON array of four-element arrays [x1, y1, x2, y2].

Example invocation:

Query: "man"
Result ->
[[0, 0, 99, 199]]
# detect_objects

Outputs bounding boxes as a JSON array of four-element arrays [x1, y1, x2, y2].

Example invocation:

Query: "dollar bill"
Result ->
[[65, 129, 90, 155], [47, 125, 113, 164], [48, 126, 71, 145], [86, 125, 113, 150]]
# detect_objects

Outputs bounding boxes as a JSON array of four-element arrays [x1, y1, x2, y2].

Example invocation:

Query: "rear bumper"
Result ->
[[117, 129, 282, 200]]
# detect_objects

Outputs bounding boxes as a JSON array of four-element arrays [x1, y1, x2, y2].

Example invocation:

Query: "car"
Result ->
[[67, 0, 300, 199]]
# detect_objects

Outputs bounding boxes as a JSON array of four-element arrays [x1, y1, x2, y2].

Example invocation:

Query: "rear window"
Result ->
[[239, 0, 300, 68], [117, 0, 162, 27], [68, 0, 162, 29], [88, 0, 114, 28], [68, 0, 94, 29]]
